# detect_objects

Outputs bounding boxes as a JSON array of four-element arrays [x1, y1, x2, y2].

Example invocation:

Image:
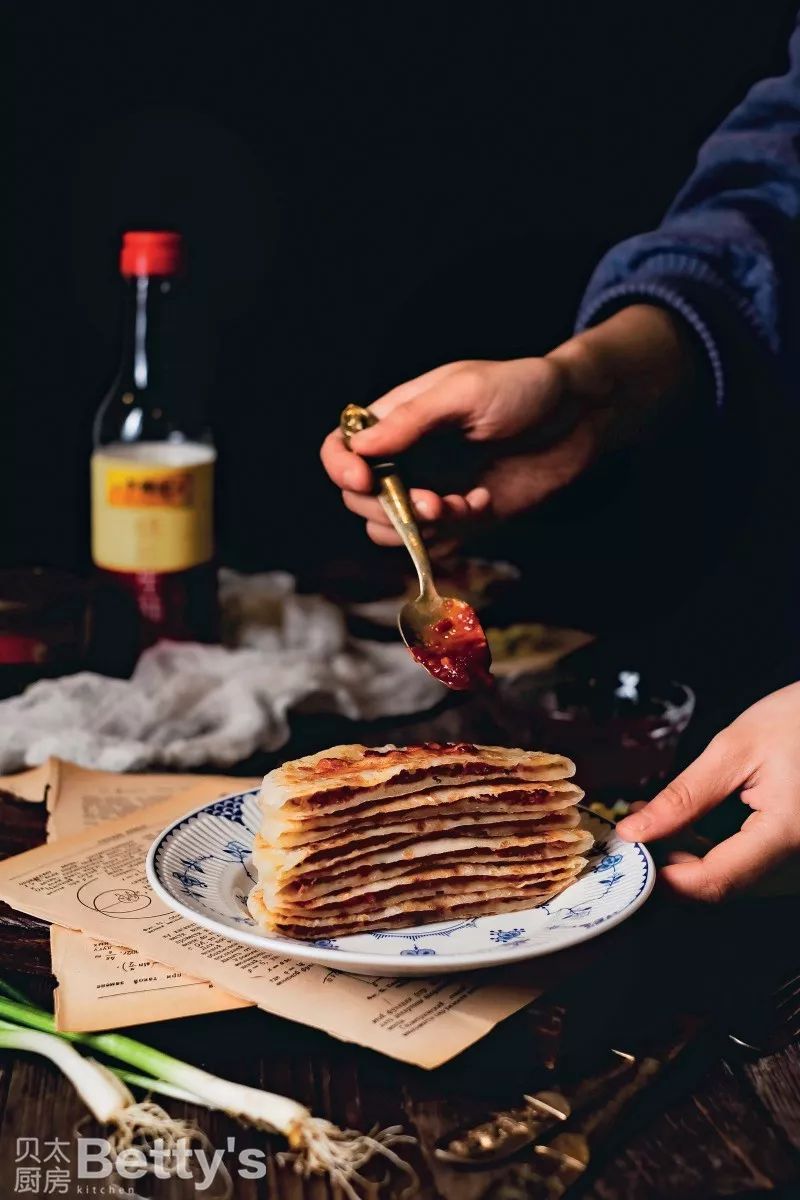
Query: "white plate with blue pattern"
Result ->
[[146, 790, 655, 976]]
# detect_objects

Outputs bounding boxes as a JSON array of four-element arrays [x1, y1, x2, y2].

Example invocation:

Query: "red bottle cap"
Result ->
[[120, 231, 183, 277]]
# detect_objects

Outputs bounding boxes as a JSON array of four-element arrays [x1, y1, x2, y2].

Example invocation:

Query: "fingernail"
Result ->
[[416, 499, 431, 517]]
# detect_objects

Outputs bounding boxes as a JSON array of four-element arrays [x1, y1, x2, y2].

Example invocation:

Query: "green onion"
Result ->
[[0, 1014, 203, 1186], [0, 1021, 134, 1123], [0, 988, 417, 1199], [0, 993, 308, 1134], [0, 977, 36, 1005]]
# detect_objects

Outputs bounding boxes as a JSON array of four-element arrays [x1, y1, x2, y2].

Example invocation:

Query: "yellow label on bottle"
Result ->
[[91, 446, 214, 572]]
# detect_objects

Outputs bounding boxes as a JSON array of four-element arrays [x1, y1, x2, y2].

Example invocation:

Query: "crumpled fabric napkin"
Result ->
[[0, 571, 442, 773]]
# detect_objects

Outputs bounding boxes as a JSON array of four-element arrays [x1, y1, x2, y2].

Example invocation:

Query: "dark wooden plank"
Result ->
[[582, 1059, 798, 1200], [0, 904, 50, 974], [742, 1043, 800, 1153], [0, 794, 51, 974]]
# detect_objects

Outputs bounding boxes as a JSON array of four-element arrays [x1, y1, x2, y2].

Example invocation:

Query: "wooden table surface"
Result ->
[[0, 693, 798, 1200]]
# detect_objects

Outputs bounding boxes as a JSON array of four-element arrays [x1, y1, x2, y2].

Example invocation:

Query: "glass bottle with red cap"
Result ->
[[91, 231, 218, 660]]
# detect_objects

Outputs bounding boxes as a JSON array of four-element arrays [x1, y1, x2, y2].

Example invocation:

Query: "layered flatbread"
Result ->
[[247, 742, 590, 940]]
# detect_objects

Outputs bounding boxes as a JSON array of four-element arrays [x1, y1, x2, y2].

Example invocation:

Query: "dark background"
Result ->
[[9, 0, 800, 699]]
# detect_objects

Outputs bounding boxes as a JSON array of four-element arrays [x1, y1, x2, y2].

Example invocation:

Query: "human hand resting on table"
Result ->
[[617, 683, 800, 901], [321, 304, 690, 546]]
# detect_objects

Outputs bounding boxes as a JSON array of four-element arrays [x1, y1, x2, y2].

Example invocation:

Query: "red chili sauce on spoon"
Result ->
[[409, 597, 494, 691]]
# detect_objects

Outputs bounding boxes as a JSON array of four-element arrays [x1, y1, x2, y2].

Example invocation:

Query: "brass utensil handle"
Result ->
[[340, 404, 436, 598], [378, 475, 437, 598]]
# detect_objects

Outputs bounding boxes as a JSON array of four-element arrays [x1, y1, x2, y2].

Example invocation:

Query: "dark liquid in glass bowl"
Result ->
[[529, 671, 695, 812]]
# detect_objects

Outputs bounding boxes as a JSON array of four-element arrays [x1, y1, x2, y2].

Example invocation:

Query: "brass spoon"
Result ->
[[339, 404, 492, 690]]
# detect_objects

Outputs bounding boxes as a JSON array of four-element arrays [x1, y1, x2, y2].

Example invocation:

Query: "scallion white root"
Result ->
[[0, 988, 418, 1197], [0, 1024, 198, 1151], [96, 1047, 418, 1199], [0, 1026, 133, 1122], [108, 1067, 418, 1198], [280, 1120, 419, 1200]]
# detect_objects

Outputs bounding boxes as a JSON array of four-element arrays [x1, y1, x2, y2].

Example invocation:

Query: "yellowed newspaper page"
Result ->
[[47, 768, 256, 1030]]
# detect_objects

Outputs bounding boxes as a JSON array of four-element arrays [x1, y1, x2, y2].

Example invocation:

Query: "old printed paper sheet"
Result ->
[[48, 767, 256, 1030]]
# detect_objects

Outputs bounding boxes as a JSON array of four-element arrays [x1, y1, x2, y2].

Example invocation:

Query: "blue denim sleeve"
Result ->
[[576, 17, 800, 406]]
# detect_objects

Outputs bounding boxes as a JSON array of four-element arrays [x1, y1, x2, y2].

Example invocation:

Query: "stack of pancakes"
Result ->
[[247, 742, 591, 940]]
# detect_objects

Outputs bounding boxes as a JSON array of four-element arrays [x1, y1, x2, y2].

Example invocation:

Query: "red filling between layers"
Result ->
[[363, 741, 480, 758], [287, 840, 574, 890], [301, 761, 502, 808]]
